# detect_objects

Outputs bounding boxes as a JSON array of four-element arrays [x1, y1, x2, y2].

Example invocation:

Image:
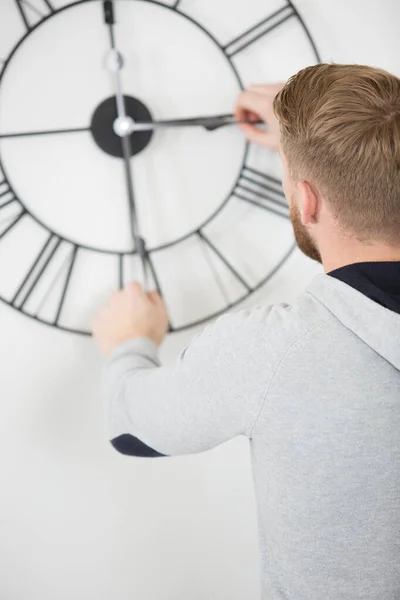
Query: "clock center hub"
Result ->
[[90, 95, 153, 158]]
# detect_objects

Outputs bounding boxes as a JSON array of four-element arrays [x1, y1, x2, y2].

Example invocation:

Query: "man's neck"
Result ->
[[321, 239, 400, 273]]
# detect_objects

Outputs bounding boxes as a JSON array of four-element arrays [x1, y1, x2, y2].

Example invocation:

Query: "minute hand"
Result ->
[[104, 1, 148, 289], [130, 114, 263, 133]]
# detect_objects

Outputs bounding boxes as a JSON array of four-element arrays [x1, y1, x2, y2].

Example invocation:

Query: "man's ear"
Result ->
[[297, 180, 320, 225]]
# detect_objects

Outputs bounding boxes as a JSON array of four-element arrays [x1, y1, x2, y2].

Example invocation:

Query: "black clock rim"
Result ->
[[0, 0, 320, 336], [0, 0, 320, 257], [0, 240, 297, 337]]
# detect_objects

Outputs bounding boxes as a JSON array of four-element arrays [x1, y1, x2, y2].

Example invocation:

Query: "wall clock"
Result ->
[[0, 0, 319, 336]]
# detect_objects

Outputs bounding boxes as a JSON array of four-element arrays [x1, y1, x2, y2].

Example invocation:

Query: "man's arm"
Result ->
[[101, 302, 277, 457], [93, 83, 286, 457]]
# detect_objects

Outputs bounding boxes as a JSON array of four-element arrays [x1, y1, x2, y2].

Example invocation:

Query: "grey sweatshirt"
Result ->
[[102, 272, 400, 599]]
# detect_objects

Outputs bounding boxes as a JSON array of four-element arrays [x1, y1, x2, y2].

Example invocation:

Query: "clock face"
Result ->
[[0, 0, 319, 335]]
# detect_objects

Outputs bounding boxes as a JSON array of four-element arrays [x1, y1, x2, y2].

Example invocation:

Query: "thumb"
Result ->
[[236, 90, 269, 120]]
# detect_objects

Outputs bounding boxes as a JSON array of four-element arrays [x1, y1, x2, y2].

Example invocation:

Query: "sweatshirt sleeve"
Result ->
[[102, 306, 277, 457]]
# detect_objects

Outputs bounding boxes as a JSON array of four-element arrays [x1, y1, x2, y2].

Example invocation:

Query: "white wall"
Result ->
[[0, 1, 399, 599]]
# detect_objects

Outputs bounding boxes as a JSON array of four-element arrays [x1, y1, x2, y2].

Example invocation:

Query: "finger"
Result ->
[[236, 91, 269, 119], [235, 104, 249, 122], [247, 111, 260, 123], [236, 107, 259, 123]]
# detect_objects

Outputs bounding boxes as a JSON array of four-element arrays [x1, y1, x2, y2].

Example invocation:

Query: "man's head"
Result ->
[[273, 64, 400, 264]]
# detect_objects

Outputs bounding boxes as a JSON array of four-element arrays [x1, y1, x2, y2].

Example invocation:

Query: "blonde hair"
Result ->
[[273, 64, 400, 244]]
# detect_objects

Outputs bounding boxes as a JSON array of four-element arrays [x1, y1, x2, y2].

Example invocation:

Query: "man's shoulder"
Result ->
[[222, 276, 330, 330], [185, 274, 334, 368]]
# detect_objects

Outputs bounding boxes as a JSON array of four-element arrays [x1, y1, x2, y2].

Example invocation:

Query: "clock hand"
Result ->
[[103, 0, 148, 290], [0, 126, 90, 140], [120, 134, 149, 291], [123, 114, 264, 133]]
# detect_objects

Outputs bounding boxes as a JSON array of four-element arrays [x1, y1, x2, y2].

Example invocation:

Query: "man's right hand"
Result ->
[[235, 83, 285, 152]]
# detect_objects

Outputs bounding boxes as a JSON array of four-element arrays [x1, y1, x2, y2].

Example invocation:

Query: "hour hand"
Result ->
[[130, 114, 263, 133], [103, 2, 134, 134]]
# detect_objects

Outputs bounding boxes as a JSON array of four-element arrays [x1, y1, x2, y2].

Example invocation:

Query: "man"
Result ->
[[93, 64, 400, 599]]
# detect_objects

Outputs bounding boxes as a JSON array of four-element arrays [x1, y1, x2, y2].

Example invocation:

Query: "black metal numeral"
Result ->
[[0, 180, 17, 208], [233, 166, 289, 219], [0, 182, 25, 238], [11, 234, 60, 309], [53, 245, 78, 325], [11, 234, 78, 325], [223, 4, 296, 58], [197, 230, 251, 291], [0, 212, 25, 240], [14, 0, 55, 31]]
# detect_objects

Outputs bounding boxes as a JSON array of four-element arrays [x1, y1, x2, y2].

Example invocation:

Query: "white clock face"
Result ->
[[0, 0, 319, 334]]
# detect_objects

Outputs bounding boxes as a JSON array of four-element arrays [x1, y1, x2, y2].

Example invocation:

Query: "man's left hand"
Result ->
[[92, 282, 169, 357]]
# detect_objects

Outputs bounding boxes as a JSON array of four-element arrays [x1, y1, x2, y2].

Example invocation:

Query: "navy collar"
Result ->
[[329, 262, 400, 315]]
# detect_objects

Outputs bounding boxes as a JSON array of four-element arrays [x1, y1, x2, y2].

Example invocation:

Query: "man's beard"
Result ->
[[289, 200, 322, 264]]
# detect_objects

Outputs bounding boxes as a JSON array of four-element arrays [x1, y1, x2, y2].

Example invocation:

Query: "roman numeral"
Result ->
[[11, 234, 78, 325], [197, 232, 231, 306], [53, 245, 78, 325], [0, 180, 16, 208], [11, 234, 59, 310], [14, 0, 55, 32], [233, 166, 289, 219], [0, 210, 25, 240], [223, 4, 296, 58], [197, 230, 251, 292], [0, 181, 25, 238]]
